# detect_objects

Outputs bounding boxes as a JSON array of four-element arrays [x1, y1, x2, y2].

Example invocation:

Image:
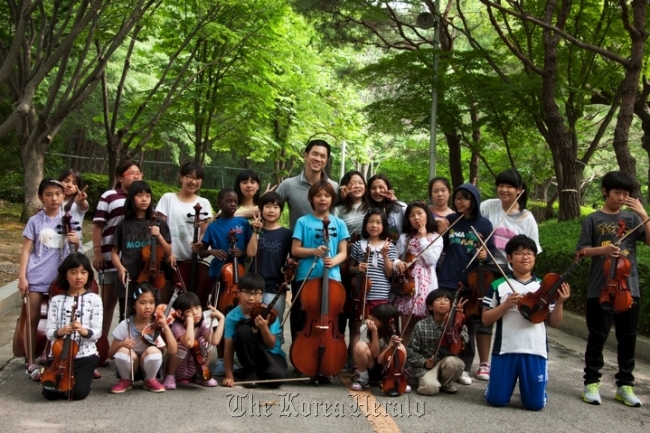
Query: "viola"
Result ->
[[141, 288, 180, 346], [346, 245, 372, 321], [41, 298, 79, 399], [290, 217, 347, 379], [519, 251, 584, 323], [247, 257, 297, 328], [599, 255, 633, 313], [137, 217, 166, 289], [464, 260, 494, 319], [380, 318, 409, 397], [173, 203, 212, 308], [217, 229, 246, 315]]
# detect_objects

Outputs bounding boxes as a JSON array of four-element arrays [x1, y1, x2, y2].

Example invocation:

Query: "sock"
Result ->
[[142, 352, 162, 380], [114, 351, 134, 380], [358, 370, 369, 380]]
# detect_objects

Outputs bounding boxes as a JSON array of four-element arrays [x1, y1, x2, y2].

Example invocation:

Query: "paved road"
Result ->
[[0, 308, 648, 433]]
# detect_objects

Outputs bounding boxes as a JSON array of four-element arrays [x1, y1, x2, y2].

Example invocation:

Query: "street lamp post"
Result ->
[[417, 6, 440, 180]]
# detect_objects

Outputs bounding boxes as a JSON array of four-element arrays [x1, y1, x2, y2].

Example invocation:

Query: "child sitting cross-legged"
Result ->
[[407, 289, 468, 395]]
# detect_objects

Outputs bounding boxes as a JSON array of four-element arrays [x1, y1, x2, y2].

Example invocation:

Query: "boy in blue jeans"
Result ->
[[482, 235, 569, 411]]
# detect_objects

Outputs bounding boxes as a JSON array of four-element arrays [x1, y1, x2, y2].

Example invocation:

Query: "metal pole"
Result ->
[[340, 140, 346, 180], [429, 3, 441, 180]]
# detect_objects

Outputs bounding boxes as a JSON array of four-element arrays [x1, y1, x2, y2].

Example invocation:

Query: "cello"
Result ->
[[137, 216, 166, 289], [41, 297, 79, 401], [290, 218, 347, 381], [380, 318, 409, 396], [217, 229, 245, 315], [172, 203, 212, 308]]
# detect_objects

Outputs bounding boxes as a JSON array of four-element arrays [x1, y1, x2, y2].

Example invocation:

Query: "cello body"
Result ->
[[464, 261, 494, 319], [289, 218, 347, 379]]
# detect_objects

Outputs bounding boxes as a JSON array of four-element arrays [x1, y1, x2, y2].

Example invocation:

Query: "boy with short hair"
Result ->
[[221, 273, 286, 389], [246, 192, 293, 321], [577, 171, 650, 407], [407, 289, 468, 395], [483, 235, 569, 411]]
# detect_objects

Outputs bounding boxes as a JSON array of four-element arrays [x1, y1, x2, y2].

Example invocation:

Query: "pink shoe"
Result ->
[[93, 369, 102, 379], [195, 377, 218, 387], [110, 379, 133, 394], [162, 375, 176, 390], [143, 378, 166, 393]]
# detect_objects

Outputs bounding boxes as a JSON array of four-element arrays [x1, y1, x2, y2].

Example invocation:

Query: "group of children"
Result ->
[[15, 158, 647, 410]]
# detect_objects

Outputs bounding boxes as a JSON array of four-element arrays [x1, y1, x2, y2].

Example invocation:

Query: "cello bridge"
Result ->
[[316, 325, 329, 330]]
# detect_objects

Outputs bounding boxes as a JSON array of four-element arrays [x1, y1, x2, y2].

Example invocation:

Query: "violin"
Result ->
[[290, 217, 347, 379], [141, 288, 180, 346], [346, 245, 372, 321], [519, 251, 583, 323], [173, 203, 212, 308], [439, 289, 466, 356], [464, 259, 494, 319], [596, 217, 646, 314], [392, 235, 416, 296], [217, 229, 246, 315], [137, 216, 166, 289], [41, 298, 79, 399], [247, 257, 297, 329], [380, 318, 409, 397], [599, 255, 633, 313], [190, 340, 212, 382]]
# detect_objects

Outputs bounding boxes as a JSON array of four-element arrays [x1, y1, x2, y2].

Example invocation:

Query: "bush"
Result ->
[[528, 200, 593, 222], [536, 218, 650, 336], [0, 172, 25, 203]]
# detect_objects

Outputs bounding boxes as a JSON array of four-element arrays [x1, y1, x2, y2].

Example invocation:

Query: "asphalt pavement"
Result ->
[[0, 306, 648, 433]]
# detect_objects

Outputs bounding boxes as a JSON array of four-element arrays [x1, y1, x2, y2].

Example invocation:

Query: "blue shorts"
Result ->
[[485, 353, 548, 411]]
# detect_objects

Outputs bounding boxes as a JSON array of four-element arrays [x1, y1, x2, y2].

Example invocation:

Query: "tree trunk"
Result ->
[[445, 131, 463, 189], [19, 136, 47, 222]]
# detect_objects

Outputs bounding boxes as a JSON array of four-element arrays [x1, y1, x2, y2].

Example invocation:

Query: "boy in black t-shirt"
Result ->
[[247, 192, 293, 321], [577, 171, 650, 407]]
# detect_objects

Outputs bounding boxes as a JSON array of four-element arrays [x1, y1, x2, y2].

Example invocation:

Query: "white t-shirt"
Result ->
[[155, 193, 213, 262], [483, 276, 552, 359], [480, 198, 542, 264], [62, 200, 87, 250]]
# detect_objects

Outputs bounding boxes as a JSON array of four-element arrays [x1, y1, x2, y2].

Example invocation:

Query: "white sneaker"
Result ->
[[476, 363, 490, 381], [616, 385, 642, 407], [582, 383, 601, 405], [458, 371, 472, 385]]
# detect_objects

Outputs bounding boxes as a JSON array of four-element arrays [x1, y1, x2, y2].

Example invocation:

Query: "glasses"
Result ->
[[512, 251, 535, 258], [122, 171, 142, 177], [453, 196, 470, 202], [183, 175, 201, 182], [240, 290, 263, 297]]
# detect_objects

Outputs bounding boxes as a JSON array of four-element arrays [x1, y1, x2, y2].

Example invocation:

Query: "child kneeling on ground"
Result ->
[[482, 234, 569, 411]]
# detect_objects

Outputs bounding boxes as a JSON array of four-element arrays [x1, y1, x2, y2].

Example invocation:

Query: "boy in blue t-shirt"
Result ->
[[482, 235, 569, 411], [221, 273, 286, 388], [197, 187, 252, 280]]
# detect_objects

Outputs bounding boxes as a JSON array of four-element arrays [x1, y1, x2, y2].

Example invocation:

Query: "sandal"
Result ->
[[350, 376, 369, 391], [27, 364, 41, 381]]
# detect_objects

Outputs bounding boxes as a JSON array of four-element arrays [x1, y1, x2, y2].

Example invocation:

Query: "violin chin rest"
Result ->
[[384, 388, 399, 397]]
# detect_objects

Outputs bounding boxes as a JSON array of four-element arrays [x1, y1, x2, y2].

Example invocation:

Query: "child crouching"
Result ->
[[407, 289, 468, 395]]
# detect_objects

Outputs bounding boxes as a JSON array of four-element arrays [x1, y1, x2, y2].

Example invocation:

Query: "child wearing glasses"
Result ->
[[437, 183, 495, 386]]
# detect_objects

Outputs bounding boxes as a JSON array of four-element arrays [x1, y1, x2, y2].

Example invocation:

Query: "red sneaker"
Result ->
[[143, 378, 166, 393], [110, 379, 133, 394]]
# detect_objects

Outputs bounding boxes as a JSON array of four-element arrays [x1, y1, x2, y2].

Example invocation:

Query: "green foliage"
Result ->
[[536, 219, 650, 335], [0, 173, 24, 203]]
